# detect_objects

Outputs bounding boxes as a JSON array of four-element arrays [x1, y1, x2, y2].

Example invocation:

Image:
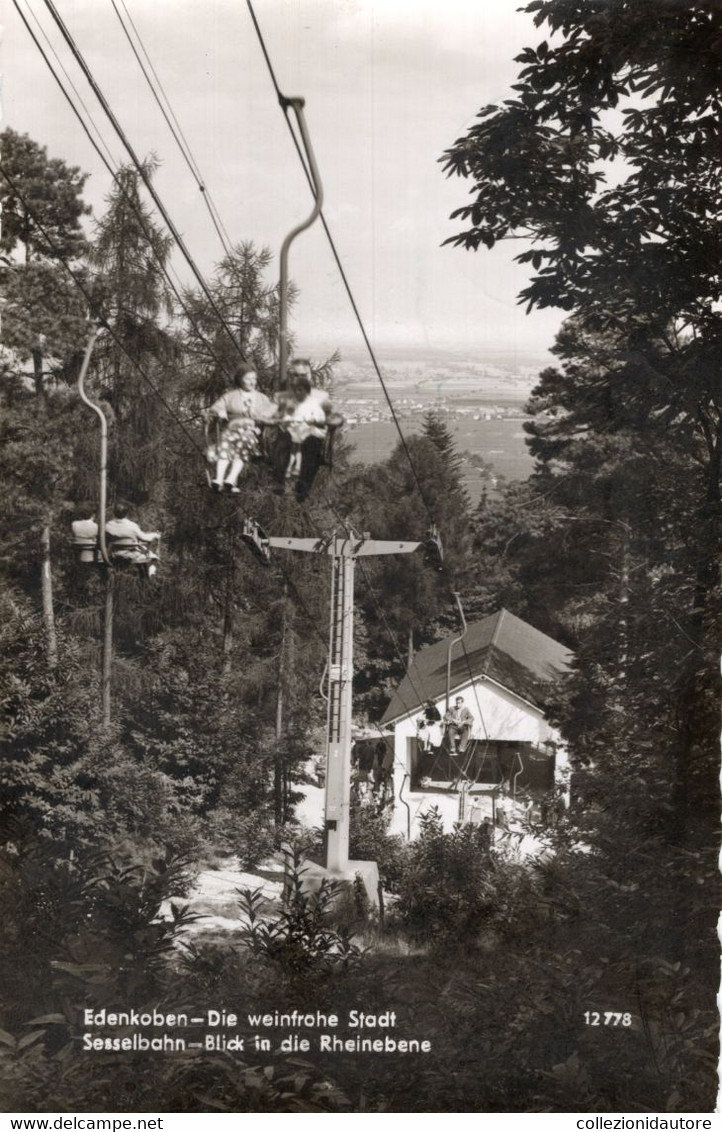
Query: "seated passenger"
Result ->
[[273, 359, 343, 501], [443, 696, 474, 755], [71, 511, 99, 563], [352, 737, 377, 798], [372, 738, 394, 806], [416, 700, 443, 752], [206, 365, 276, 492], [105, 503, 161, 577]]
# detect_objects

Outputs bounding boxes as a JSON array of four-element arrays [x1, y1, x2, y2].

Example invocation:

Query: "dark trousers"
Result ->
[[445, 724, 471, 754], [295, 436, 324, 501], [268, 430, 324, 501]]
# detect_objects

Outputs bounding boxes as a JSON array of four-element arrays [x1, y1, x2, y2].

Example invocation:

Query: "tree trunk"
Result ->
[[32, 348, 45, 400], [40, 523, 58, 670], [692, 411, 722, 616], [221, 541, 235, 678], [674, 415, 722, 846], [283, 598, 296, 824], [617, 524, 629, 679], [101, 569, 114, 731], [274, 583, 288, 828]]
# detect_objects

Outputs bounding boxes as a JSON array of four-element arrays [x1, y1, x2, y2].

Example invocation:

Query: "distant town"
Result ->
[[336, 395, 530, 427], [319, 349, 544, 498], [326, 345, 548, 424]]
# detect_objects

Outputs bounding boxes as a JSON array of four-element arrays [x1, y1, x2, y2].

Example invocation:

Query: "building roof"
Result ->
[[380, 608, 574, 725]]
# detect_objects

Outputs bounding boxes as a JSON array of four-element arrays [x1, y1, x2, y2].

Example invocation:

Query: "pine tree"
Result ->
[[0, 130, 92, 666], [1, 128, 90, 264], [88, 161, 176, 506]]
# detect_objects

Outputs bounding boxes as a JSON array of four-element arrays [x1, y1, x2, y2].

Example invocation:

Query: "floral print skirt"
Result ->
[[208, 417, 260, 463]]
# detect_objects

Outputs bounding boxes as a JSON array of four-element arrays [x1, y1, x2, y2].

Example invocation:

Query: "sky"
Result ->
[[0, 0, 564, 363]]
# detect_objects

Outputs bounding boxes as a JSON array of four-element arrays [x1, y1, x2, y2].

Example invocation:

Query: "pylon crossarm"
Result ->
[[353, 540, 420, 557], [268, 536, 335, 554], [267, 536, 421, 557]]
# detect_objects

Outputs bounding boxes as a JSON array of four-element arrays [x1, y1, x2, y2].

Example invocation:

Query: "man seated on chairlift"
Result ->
[[71, 508, 99, 564], [105, 503, 161, 578], [276, 358, 343, 501], [443, 695, 475, 756]]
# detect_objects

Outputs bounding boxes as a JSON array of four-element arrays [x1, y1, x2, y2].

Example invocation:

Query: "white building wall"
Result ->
[[387, 676, 566, 839]]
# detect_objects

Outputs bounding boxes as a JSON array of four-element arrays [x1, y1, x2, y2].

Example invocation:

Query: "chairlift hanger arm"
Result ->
[[446, 592, 468, 710], [278, 94, 323, 387], [76, 326, 111, 567]]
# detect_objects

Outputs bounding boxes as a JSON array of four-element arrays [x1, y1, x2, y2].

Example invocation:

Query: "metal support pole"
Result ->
[[325, 550, 355, 872], [268, 533, 421, 881]]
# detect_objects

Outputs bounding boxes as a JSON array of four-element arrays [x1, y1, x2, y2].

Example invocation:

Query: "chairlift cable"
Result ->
[[110, 0, 235, 260], [245, 0, 436, 519], [246, 1, 503, 805], [22, 0, 119, 169], [27, 1, 514, 811], [14, 0, 240, 386], [245, 0, 493, 734], [0, 164, 207, 459], [41, 0, 249, 366], [3, 68, 423, 791], [116, 0, 206, 185]]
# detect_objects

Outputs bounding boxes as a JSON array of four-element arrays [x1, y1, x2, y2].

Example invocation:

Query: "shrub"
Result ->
[[392, 808, 496, 943], [348, 799, 409, 894], [221, 808, 278, 871], [0, 832, 196, 1024], [237, 850, 364, 978]]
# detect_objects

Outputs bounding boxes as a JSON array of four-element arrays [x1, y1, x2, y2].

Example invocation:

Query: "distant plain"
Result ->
[[331, 347, 544, 501]]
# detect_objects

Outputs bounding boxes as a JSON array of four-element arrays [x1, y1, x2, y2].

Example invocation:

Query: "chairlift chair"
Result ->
[[72, 529, 104, 566]]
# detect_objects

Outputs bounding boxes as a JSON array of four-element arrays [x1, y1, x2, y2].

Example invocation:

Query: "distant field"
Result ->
[[345, 416, 534, 502], [337, 379, 536, 403]]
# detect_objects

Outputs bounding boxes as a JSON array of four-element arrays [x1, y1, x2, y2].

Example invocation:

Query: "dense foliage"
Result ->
[[1, 0, 720, 1106]]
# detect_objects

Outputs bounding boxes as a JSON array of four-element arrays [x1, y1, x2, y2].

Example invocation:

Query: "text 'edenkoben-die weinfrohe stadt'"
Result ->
[[82, 1008, 433, 1055]]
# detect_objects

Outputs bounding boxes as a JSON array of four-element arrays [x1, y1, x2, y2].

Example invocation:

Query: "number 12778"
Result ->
[[584, 1012, 632, 1027]]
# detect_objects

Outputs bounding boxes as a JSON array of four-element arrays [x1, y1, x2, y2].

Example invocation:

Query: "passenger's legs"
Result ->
[[287, 445, 302, 479], [269, 429, 292, 490], [225, 458, 244, 489], [213, 457, 229, 487], [295, 436, 324, 501]]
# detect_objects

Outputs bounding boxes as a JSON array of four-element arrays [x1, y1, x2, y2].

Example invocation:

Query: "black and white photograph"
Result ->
[[0, 0, 719, 1117]]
